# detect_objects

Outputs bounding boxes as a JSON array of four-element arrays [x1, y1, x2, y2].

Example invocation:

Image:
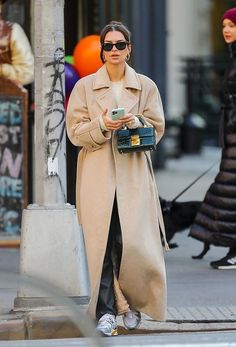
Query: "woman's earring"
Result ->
[[103, 54, 106, 62], [126, 53, 130, 62]]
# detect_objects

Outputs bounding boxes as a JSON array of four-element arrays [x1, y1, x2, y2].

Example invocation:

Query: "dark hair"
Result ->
[[100, 21, 131, 63]]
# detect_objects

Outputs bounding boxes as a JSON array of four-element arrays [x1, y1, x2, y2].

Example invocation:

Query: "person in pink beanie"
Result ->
[[222, 7, 236, 31], [189, 8, 236, 269]]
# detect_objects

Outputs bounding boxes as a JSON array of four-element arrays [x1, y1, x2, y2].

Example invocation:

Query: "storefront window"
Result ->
[[2, 0, 30, 36]]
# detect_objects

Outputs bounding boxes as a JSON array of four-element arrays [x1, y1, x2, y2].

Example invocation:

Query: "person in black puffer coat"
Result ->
[[189, 7, 236, 270]]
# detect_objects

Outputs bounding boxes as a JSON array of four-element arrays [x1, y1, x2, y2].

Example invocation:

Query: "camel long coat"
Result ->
[[66, 63, 168, 321]]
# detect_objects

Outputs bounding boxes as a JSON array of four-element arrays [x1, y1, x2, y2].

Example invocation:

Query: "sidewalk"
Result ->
[[158, 146, 236, 304], [0, 146, 236, 341]]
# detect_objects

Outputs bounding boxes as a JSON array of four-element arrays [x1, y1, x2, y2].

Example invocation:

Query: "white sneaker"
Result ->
[[96, 313, 118, 336], [123, 309, 141, 330]]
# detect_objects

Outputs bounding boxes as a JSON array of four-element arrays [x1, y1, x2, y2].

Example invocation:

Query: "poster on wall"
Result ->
[[0, 80, 28, 245]]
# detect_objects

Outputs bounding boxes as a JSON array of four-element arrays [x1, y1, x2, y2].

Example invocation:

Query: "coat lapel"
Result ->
[[117, 89, 139, 113], [93, 63, 142, 114], [119, 63, 141, 112], [95, 88, 116, 113]]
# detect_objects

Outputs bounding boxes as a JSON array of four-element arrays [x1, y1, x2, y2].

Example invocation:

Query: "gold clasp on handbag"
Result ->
[[131, 134, 140, 146]]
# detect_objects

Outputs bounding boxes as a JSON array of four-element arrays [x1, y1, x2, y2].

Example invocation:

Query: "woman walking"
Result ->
[[66, 21, 168, 336], [189, 8, 236, 270]]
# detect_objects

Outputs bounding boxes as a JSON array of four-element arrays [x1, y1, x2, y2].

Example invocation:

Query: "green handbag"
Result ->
[[116, 117, 156, 154]]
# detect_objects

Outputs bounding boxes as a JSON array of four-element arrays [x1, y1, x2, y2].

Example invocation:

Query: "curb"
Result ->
[[1, 310, 236, 340], [0, 240, 20, 248], [0, 316, 25, 340]]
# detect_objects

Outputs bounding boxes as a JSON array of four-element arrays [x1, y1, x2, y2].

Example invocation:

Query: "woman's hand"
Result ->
[[102, 109, 123, 130], [119, 113, 136, 127], [102, 110, 137, 130]]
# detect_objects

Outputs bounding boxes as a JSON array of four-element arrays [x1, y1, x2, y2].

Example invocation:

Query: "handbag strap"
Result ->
[[122, 115, 149, 130], [136, 115, 152, 128], [137, 116, 146, 127]]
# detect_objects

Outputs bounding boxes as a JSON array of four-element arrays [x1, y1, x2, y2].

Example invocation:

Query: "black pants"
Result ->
[[96, 197, 122, 320]]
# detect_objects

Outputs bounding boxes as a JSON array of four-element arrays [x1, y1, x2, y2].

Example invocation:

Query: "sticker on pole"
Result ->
[[47, 157, 59, 176]]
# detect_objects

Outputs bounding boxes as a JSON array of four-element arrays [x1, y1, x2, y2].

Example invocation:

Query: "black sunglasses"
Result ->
[[102, 41, 129, 52]]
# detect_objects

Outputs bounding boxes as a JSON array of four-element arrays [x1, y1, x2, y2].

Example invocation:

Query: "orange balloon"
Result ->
[[73, 35, 103, 78]]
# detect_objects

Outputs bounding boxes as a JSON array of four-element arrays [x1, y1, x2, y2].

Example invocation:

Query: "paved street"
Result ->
[[0, 331, 236, 347]]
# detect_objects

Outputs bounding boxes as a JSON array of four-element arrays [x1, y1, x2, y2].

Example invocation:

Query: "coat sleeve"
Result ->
[[140, 77, 165, 143], [66, 79, 111, 151], [0, 23, 34, 85]]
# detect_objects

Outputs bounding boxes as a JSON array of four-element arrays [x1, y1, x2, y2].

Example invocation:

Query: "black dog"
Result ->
[[160, 197, 210, 258]]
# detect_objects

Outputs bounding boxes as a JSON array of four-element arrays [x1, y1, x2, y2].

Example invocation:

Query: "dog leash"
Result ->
[[172, 160, 219, 203]]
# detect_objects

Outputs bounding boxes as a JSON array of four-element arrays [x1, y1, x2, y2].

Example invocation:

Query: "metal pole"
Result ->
[[34, 0, 66, 205], [15, 0, 89, 310]]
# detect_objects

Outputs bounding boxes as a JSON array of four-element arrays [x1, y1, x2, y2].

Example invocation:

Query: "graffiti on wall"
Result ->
[[44, 47, 65, 161], [43, 47, 66, 200], [0, 97, 23, 234]]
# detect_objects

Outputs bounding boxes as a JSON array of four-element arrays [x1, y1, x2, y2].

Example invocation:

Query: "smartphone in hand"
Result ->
[[111, 108, 125, 120]]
